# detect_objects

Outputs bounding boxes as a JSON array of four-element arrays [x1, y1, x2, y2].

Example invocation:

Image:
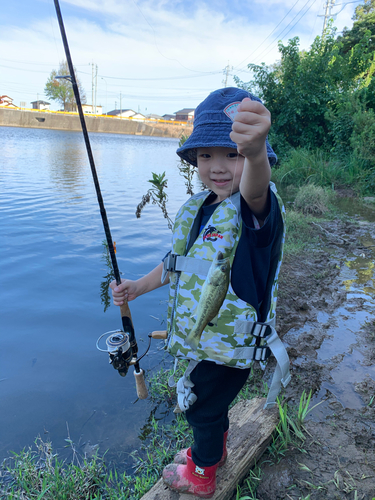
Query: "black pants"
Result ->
[[186, 360, 251, 467]]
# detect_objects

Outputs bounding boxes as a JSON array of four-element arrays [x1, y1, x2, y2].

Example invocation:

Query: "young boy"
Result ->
[[111, 87, 289, 498]]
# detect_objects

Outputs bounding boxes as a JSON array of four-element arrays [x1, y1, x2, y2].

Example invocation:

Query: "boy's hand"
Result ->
[[110, 279, 139, 306], [230, 98, 271, 160]]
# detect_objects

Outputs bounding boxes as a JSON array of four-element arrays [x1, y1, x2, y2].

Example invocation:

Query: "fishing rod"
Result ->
[[53, 0, 166, 399]]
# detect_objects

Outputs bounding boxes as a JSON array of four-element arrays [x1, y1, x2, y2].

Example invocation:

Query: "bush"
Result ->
[[294, 184, 332, 215], [272, 148, 339, 187]]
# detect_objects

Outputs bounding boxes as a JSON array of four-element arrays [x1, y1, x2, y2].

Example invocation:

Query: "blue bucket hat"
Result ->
[[176, 87, 277, 167]]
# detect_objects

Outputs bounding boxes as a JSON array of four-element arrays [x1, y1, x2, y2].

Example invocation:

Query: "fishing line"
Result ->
[[227, 89, 254, 215], [48, 0, 64, 66]]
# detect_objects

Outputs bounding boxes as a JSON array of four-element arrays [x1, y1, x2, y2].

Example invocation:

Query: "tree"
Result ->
[[234, 31, 343, 156], [44, 60, 86, 111], [338, 0, 375, 55], [234, 4, 375, 159]]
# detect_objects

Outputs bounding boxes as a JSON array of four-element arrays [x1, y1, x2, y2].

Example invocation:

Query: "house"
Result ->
[[174, 108, 195, 122], [107, 109, 145, 121], [82, 104, 103, 115], [31, 100, 51, 110], [0, 95, 18, 108], [146, 113, 163, 121], [162, 114, 175, 121]]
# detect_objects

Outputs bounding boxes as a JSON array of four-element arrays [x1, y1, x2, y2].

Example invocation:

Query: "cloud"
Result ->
[[0, 0, 357, 114]]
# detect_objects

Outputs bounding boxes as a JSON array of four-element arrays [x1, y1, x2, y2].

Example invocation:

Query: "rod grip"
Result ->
[[120, 300, 133, 322], [151, 330, 168, 340], [134, 368, 148, 399]]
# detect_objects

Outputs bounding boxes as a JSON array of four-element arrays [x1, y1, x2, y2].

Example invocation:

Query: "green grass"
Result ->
[[272, 147, 375, 195], [1, 375, 318, 500], [283, 209, 321, 255]]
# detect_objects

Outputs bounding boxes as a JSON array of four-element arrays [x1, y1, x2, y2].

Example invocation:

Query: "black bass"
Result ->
[[185, 251, 230, 350]]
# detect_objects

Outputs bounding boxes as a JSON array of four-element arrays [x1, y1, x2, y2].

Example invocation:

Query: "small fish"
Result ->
[[185, 251, 230, 350]]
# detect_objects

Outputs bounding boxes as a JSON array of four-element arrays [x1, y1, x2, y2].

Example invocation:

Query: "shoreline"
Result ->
[[0, 108, 192, 139]]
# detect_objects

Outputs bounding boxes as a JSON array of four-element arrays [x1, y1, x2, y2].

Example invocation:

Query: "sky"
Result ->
[[0, 0, 360, 117]]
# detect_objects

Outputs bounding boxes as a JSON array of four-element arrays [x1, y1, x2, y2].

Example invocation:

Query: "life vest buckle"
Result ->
[[250, 322, 273, 339], [252, 345, 271, 361], [164, 253, 178, 272]]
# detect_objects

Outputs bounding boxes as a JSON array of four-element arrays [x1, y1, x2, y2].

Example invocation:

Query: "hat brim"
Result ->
[[177, 123, 236, 167]]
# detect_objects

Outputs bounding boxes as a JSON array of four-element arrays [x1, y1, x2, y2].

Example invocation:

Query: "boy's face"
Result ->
[[197, 147, 244, 203]]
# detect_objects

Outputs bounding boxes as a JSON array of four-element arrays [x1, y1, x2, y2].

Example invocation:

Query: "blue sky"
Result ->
[[0, 0, 359, 116]]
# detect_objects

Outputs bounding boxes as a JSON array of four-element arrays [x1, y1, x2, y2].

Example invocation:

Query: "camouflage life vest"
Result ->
[[164, 185, 285, 364]]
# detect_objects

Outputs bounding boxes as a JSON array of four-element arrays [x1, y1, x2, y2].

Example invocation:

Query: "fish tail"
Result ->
[[185, 328, 202, 351]]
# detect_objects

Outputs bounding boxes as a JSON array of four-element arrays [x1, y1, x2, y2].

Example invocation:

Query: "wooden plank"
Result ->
[[141, 397, 279, 500]]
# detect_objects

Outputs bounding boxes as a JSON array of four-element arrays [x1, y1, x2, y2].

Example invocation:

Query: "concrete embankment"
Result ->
[[0, 109, 192, 139]]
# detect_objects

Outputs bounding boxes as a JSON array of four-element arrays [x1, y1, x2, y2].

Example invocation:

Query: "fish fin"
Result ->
[[185, 330, 200, 351], [209, 314, 218, 327]]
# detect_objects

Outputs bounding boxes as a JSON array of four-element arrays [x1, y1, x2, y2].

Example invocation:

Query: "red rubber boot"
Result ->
[[174, 430, 228, 467], [163, 448, 218, 498]]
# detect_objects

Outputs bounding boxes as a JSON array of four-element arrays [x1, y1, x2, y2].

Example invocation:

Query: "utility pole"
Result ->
[[120, 92, 122, 119], [95, 64, 98, 115], [319, 0, 336, 36], [222, 62, 232, 88], [91, 61, 94, 112]]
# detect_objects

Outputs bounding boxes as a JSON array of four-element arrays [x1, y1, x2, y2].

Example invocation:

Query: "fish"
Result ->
[[185, 251, 230, 351]]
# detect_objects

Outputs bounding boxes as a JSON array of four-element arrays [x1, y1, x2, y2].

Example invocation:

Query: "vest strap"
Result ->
[[161, 253, 212, 283], [234, 320, 273, 338], [264, 328, 291, 409], [232, 345, 271, 361], [168, 359, 199, 413], [232, 318, 290, 409]]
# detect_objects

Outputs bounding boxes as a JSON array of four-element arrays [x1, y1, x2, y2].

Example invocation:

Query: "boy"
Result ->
[[111, 87, 289, 498]]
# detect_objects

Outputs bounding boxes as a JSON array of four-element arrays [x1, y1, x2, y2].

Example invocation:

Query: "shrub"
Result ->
[[294, 184, 331, 215]]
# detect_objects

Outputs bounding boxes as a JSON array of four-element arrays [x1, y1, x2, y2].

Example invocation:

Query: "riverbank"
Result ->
[[0, 108, 192, 139]]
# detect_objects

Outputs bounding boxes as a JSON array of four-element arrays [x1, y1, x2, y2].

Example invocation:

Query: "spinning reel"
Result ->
[[96, 329, 168, 396]]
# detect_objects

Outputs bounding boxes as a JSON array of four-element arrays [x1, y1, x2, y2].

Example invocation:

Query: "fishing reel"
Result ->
[[96, 329, 168, 382], [96, 331, 134, 377]]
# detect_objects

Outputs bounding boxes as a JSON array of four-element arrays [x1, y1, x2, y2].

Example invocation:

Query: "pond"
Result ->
[[0, 126, 191, 468]]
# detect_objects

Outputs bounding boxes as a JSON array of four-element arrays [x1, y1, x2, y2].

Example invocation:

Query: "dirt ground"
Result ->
[[256, 214, 375, 499]]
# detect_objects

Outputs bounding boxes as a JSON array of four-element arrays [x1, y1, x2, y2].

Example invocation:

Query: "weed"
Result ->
[[294, 184, 332, 215], [272, 148, 374, 194], [282, 209, 321, 255], [234, 464, 262, 500], [135, 172, 174, 230], [1, 437, 104, 499]]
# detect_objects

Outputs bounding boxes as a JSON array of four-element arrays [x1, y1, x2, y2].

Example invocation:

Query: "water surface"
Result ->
[[0, 126, 191, 466]]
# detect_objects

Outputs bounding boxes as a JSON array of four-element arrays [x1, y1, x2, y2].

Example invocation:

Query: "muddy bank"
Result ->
[[258, 213, 375, 499]]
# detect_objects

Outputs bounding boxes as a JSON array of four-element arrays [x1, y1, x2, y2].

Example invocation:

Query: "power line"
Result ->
[[0, 57, 88, 67], [242, 0, 318, 69], [77, 69, 223, 81], [233, 0, 302, 70]]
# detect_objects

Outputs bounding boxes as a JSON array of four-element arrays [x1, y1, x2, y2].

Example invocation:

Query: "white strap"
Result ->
[[168, 359, 199, 413], [161, 255, 212, 283], [233, 318, 290, 409], [264, 329, 291, 409]]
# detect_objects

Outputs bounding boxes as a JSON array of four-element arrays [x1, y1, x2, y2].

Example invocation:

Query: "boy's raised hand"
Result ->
[[230, 97, 271, 160]]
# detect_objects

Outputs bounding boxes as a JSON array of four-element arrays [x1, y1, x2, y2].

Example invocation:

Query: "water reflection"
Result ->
[[343, 255, 375, 297]]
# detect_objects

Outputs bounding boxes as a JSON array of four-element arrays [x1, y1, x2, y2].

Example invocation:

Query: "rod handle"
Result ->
[[151, 330, 168, 340], [134, 368, 148, 399], [120, 300, 133, 322]]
